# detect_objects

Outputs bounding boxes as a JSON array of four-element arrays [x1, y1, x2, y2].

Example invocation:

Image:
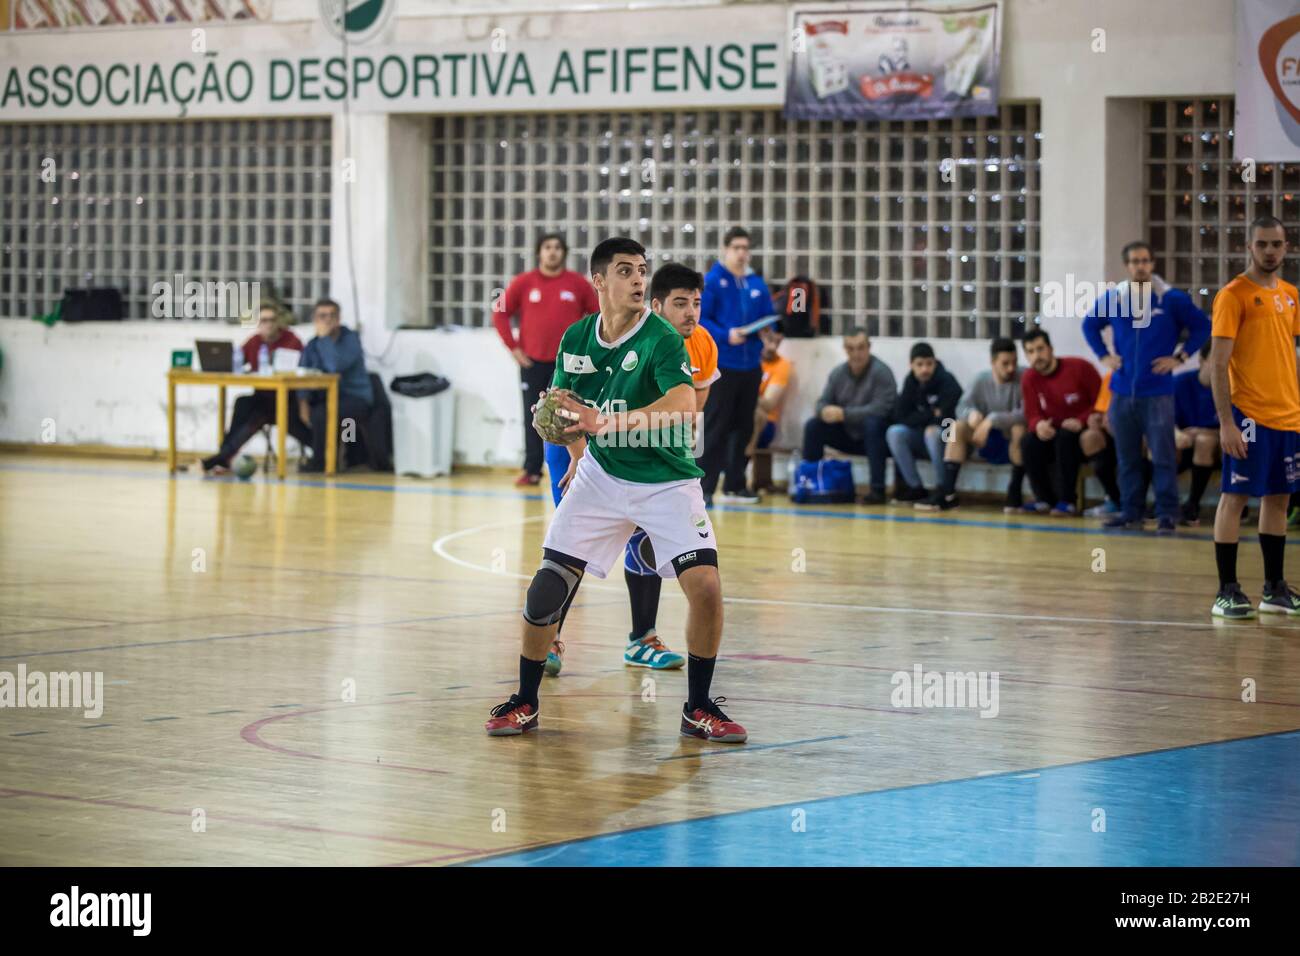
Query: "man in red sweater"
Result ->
[[201, 305, 306, 475], [1019, 328, 1102, 515], [494, 233, 600, 487]]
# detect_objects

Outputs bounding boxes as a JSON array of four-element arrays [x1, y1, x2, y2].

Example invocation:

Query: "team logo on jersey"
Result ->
[[681, 362, 692, 376], [621, 351, 639, 371], [529, 288, 543, 303], [751, 289, 762, 298], [563, 353, 598, 374], [560, 290, 576, 302]]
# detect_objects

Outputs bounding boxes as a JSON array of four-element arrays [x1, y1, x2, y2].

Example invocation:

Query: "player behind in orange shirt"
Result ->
[[620, 263, 718, 669], [1209, 215, 1300, 619], [542, 263, 717, 676]]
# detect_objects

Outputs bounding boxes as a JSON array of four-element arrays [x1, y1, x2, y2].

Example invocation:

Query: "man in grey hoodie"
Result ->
[[801, 328, 898, 504]]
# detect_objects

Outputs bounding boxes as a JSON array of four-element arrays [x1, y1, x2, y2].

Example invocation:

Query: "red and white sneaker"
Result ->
[[514, 472, 541, 488], [485, 695, 539, 736], [680, 697, 747, 743]]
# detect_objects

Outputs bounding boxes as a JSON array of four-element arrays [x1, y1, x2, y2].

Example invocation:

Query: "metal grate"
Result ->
[[1145, 98, 1300, 310], [429, 104, 1041, 339], [0, 118, 332, 321]]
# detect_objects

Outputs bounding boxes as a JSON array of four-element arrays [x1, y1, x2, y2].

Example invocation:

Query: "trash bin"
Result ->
[[391, 387, 454, 478]]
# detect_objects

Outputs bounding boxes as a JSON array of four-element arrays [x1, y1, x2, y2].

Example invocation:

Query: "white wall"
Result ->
[[0, 316, 990, 466], [0, 0, 1239, 464]]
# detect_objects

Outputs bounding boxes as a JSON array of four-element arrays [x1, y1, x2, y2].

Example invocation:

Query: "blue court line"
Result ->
[[1, 460, 1284, 543], [470, 729, 1300, 867]]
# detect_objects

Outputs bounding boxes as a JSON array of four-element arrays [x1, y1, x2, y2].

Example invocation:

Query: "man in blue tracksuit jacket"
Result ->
[[698, 226, 773, 503], [1082, 241, 1210, 533]]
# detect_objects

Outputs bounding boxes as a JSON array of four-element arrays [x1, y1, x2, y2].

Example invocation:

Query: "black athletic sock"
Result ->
[[687, 653, 717, 712], [1260, 533, 1286, 587], [625, 569, 662, 640], [942, 460, 961, 497], [518, 655, 546, 708], [1188, 464, 1212, 509], [1006, 465, 1025, 505], [1215, 541, 1239, 589]]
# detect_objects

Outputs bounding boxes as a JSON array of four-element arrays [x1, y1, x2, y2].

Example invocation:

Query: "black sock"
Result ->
[[625, 569, 662, 640], [1188, 465, 1212, 509], [1215, 541, 1239, 588], [942, 460, 961, 496], [518, 655, 546, 708], [1007, 465, 1025, 505], [687, 653, 716, 712], [1260, 533, 1286, 586]]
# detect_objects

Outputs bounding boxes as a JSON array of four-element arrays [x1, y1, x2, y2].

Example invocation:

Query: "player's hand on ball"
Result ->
[[532, 388, 590, 445], [555, 392, 603, 435]]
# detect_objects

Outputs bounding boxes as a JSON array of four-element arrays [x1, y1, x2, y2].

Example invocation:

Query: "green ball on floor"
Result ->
[[234, 455, 258, 480]]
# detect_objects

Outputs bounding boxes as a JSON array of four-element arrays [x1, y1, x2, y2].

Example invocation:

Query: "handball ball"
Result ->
[[532, 388, 585, 446], [234, 455, 258, 480]]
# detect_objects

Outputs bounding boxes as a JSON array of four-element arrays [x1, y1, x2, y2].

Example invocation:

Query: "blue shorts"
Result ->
[[624, 528, 657, 576], [977, 428, 1012, 466], [545, 442, 571, 506], [1221, 407, 1300, 497]]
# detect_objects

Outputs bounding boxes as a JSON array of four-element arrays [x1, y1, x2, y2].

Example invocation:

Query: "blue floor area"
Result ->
[[472, 730, 1300, 866]]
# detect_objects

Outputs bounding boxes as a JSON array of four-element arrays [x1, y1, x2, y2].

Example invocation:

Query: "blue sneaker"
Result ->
[[623, 631, 685, 670], [1051, 501, 1077, 517], [544, 638, 564, 677]]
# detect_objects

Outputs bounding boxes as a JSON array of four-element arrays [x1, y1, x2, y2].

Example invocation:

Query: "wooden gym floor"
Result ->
[[1, 453, 1298, 866]]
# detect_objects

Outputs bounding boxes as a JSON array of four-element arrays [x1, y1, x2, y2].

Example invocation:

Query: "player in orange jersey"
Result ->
[[1209, 215, 1300, 618]]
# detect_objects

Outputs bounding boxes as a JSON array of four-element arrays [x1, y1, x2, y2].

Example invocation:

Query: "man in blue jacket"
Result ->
[[698, 226, 773, 505], [1082, 241, 1210, 534], [298, 298, 373, 474]]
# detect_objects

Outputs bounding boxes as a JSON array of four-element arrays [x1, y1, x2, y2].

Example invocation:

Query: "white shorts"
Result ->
[[543, 453, 716, 579]]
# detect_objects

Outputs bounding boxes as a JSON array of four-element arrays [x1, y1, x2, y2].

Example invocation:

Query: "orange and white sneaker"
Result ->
[[485, 694, 539, 736], [544, 638, 565, 677], [680, 697, 747, 743]]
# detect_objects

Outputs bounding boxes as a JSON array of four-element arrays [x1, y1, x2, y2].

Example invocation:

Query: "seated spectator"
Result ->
[[1019, 328, 1101, 516], [297, 298, 373, 474], [886, 342, 962, 503], [747, 325, 792, 455], [917, 337, 1023, 512], [1174, 341, 1219, 526], [802, 327, 897, 505], [201, 305, 306, 475], [1079, 370, 1126, 517]]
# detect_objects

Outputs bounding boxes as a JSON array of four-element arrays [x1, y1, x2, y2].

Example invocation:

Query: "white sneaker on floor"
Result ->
[[715, 491, 760, 504]]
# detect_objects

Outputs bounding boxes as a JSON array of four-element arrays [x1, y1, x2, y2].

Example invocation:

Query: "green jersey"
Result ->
[[552, 309, 702, 483]]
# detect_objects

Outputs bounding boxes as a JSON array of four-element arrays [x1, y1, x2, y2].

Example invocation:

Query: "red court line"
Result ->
[[240, 708, 450, 775], [724, 654, 1300, 709], [0, 787, 478, 853], [238, 692, 920, 778]]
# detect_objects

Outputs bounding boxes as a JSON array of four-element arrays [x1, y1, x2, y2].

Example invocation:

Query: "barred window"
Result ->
[[1145, 98, 1300, 309], [430, 104, 1041, 339], [0, 119, 332, 321]]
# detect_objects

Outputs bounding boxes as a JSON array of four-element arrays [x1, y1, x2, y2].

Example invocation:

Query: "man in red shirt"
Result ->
[[1019, 328, 1102, 515], [494, 233, 599, 487], [201, 304, 306, 475]]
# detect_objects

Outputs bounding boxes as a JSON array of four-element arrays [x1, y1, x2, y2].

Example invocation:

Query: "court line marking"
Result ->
[[0, 786, 480, 854], [462, 726, 1300, 866], [431, 515, 1300, 632], [235, 692, 922, 778], [6, 458, 1297, 543], [724, 654, 1300, 710], [659, 734, 851, 761]]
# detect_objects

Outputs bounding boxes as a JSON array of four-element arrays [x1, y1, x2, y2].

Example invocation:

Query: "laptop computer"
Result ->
[[195, 340, 237, 372]]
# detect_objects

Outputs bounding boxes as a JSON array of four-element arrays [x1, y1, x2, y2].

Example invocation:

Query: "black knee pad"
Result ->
[[671, 548, 718, 575], [523, 552, 583, 626]]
